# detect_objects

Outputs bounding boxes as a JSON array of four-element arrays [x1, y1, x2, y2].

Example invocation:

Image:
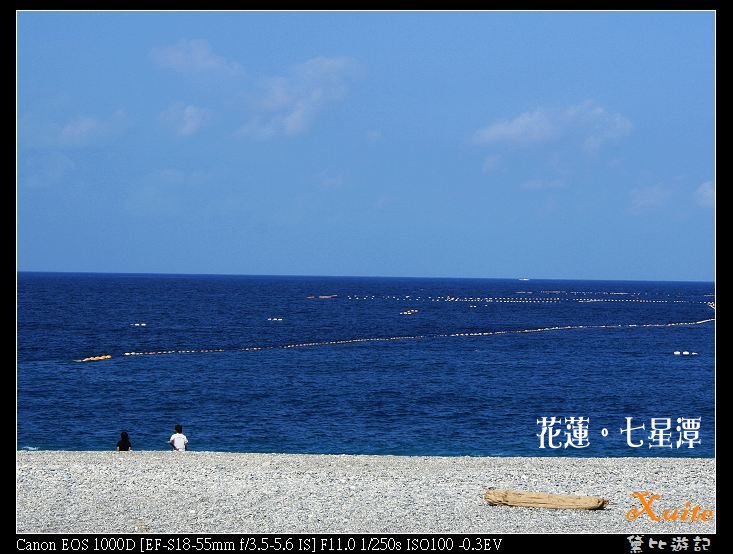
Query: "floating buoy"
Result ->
[[674, 351, 681, 355], [79, 354, 112, 362]]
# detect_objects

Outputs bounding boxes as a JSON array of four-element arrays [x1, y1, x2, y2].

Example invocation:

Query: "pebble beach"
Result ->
[[16, 451, 715, 534]]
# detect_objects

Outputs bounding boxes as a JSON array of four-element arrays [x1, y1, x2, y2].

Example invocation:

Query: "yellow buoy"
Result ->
[[80, 354, 112, 362]]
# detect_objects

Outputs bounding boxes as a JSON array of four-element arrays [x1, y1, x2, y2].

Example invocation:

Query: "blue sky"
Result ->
[[18, 11, 715, 281]]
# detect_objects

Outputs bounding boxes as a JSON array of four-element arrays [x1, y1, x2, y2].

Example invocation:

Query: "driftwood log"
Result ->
[[484, 489, 608, 510]]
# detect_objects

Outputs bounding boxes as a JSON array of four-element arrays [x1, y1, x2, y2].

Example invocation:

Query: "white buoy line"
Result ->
[[76, 318, 714, 362], [346, 294, 710, 306]]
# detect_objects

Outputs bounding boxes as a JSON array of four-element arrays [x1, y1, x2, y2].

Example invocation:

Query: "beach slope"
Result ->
[[16, 451, 715, 533]]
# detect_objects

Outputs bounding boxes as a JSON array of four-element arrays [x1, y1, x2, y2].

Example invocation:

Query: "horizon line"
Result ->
[[16, 269, 715, 284]]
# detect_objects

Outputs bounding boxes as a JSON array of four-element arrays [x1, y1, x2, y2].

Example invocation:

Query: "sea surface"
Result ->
[[17, 273, 715, 457]]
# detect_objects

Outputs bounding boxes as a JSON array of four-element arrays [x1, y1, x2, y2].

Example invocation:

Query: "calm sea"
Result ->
[[17, 273, 715, 457]]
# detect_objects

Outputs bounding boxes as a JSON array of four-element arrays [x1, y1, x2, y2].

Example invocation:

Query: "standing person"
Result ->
[[168, 424, 188, 451], [116, 431, 132, 451]]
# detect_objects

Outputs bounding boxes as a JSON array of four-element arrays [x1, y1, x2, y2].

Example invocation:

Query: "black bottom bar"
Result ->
[[15, 533, 717, 553]]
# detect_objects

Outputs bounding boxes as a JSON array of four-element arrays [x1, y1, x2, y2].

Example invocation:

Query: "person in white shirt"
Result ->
[[168, 424, 188, 451]]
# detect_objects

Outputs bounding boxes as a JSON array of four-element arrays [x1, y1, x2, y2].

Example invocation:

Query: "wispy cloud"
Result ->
[[126, 168, 210, 217], [238, 56, 356, 139], [474, 109, 556, 145], [630, 184, 670, 212], [151, 43, 356, 140], [315, 169, 344, 190], [366, 129, 383, 143], [58, 110, 129, 146], [151, 39, 244, 77], [160, 103, 213, 137], [474, 101, 632, 151], [565, 101, 633, 152], [695, 181, 714, 208], [21, 152, 76, 189], [59, 117, 99, 145], [481, 154, 501, 174]]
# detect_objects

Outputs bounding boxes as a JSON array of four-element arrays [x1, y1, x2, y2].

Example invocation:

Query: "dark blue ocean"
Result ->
[[17, 273, 715, 457]]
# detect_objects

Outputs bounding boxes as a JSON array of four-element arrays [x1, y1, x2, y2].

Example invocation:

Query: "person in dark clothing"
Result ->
[[116, 431, 132, 451]]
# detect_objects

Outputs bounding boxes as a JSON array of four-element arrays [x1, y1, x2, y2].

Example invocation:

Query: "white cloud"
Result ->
[[315, 169, 344, 190], [565, 101, 633, 152], [22, 152, 76, 188], [59, 117, 99, 145], [630, 185, 670, 212], [238, 56, 355, 139], [58, 110, 129, 146], [695, 181, 714, 208], [160, 103, 213, 137], [474, 109, 556, 145], [474, 101, 632, 151], [151, 46, 355, 140], [151, 39, 244, 77]]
